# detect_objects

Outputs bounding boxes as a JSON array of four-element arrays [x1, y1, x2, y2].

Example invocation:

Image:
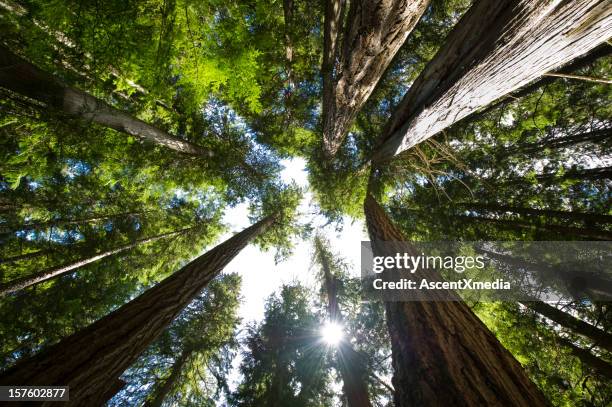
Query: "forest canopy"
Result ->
[[0, 0, 611, 406]]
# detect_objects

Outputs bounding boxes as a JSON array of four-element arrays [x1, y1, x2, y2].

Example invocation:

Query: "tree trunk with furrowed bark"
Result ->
[[364, 194, 548, 406], [0, 45, 211, 156], [321, 0, 430, 158], [0, 227, 193, 297], [521, 301, 612, 352], [315, 237, 372, 407], [371, 0, 612, 163], [0, 215, 275, 406]]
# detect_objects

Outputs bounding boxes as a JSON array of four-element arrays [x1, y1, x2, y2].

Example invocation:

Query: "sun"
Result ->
[[321, 321, 344, 346]]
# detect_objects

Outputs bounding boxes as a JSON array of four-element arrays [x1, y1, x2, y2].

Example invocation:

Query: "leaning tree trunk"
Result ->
[[364, 194, 548, 406], [557, 337, 612, 380], [512, 127, 612, 155], [0, 215, 275, 406], [521, 301, 612, 352], [0, 46, 210, 156], [371, 0, 612, 163], [143, 349, 190, 407], [321, 0, 430, 158], [456, 214, 612, 241], [0, 249, 51, 265], [315, 237, 372, 407], [0, 227, 193, 297], [0, 210, 144, 235], [457, 202, 612, 225]]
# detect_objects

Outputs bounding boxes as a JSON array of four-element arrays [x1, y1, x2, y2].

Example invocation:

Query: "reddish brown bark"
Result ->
[[364, 194, 548, 406], [0, 215, 275, 406], [322, 0, 430, 158]]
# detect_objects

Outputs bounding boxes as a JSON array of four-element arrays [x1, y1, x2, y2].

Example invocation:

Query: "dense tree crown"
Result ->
[[0, 0, 610, 405]]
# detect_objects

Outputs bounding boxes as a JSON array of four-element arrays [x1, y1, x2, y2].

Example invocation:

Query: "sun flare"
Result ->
[[321, 322, 344, 346]]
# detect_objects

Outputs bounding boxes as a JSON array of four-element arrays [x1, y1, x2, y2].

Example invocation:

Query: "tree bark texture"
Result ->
[[0, 46, 211, 156], [0, 215, 274, 406], [364, 194, 548, 406], [322, 0, 430, 158], [0, 227, 192, 297], [372, 0, 612, 163]]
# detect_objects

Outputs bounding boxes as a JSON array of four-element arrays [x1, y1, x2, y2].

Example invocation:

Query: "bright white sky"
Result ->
[[218, 157, 368, 393]]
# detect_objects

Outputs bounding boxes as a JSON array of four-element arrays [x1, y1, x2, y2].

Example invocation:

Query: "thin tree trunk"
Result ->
[[457, 214, 612, 240], [0, 227, 191, 297], [458, 202, 612, 225], [0, 211, 144, 235], [0, 215, 275, 406], [542, 72, 612, 85], [371, 0, 612, 163], [283, 0, 294, 87], [364, 194, 548, 406], [521, 301, 612, 352], [511, 127, 612, 155], [0, 46, 211, 156], [480, 248, 612, 302], [322, 0, 430, 158], [315, 237, 372, 407], [557, 337, 612, 379], [143, 349, 190, 407], [0, 249, 51, 265]]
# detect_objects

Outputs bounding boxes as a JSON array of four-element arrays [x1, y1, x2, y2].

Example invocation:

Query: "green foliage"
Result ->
[[230, 284, 333, 406]]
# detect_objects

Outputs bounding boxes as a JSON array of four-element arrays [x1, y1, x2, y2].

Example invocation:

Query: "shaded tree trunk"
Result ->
[[480, 248, 612, 302], [315, 237, 372, 407], [521, 301, 612, 352], [322, 0, 430, 158], [372, 0, 612, 163], [456, 214, 612, 240], [0, 215, 275, 406], [283, 0, 295, 87], [0, 210, 144, 235], [0, 249, 51, 265], [457, 202, 612, 225], [0, 46, 211, 156], [511, 127, 612, 155], [557, 337, 612, 380], [0, 227, 192, 297], [364, 194, 548, 406], [143, 349, 190, 407]]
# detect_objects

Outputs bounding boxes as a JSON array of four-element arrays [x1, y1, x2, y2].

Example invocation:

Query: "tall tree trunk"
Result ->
[[371, 0, 612, 163], [0, 210, 144, 235], [477, 43, 612, 117], [532, 166, 612, 183], [511, 127, 612, 155], [283, 0, 295, 88], [0, 46, 211, 157], [0, 249, 51, 265], [480, 248, 612, 302], [364, 194, 548, 406], [557, 337, 612, 379], [457, 202, 612, 225], [322, 0, 430, 158], [0, 227, 192, 297], [521, 301, 612, 352], [314, 237, 372, 407], [0, 215, 275, 406], [456, 214, 612, 240], [143, 349, 190, 407]]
